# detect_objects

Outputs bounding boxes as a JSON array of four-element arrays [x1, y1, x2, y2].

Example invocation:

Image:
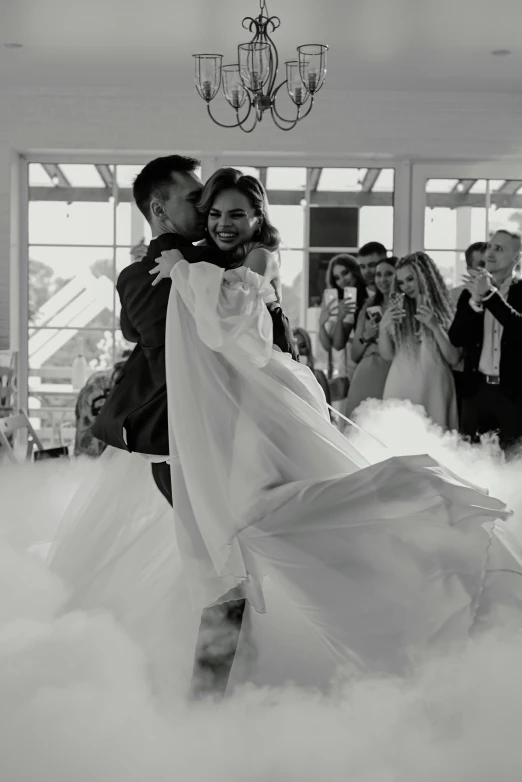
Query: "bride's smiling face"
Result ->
[[208, 189, 261, 251]]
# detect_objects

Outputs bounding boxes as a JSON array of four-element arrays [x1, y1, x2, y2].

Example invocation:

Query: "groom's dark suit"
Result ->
[[93, 233, 296, 460], [92, 232, 297, 697]]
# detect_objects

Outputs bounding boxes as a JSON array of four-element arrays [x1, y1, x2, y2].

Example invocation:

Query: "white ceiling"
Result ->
[[1, 0, 522, 92]]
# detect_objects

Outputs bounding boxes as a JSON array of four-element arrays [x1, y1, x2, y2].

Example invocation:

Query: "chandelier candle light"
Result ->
[[193, 0, 328, 132]]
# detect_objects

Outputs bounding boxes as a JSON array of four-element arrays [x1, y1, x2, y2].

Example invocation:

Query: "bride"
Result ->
[[48, 168, 522, 696]]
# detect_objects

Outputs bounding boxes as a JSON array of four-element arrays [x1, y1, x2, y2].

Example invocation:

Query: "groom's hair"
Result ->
[[133, 155, 200, 220]]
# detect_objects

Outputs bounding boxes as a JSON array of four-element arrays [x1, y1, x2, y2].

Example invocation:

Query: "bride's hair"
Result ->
[[197, 168, 280, 261], [391, 251, 454, 351]]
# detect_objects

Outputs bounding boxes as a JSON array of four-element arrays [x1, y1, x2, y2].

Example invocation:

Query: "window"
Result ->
[[422, 176, 522, 288], [23, 157, 399, 444], [27, 161, 202, 447], [223, 164, 396, 371]]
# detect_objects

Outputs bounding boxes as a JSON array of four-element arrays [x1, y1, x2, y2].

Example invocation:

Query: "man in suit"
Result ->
[[449, 241, 486, 306], [93, 155, 296, 698], [449, 229, 522, 453], [449, 241, 486, 423]]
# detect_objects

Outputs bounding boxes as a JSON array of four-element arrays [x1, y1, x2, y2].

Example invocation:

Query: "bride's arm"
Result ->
[[170, 257, 275, 367], [243, 248, 281, 302]]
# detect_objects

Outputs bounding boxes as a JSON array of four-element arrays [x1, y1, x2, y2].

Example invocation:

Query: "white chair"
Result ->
[[0, 351, 16, 418], [0, 409, 44, 463]]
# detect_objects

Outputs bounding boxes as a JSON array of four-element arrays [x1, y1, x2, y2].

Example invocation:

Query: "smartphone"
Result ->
[[343, 286, 357, 303], [366, 305, 383, 324], [389, 292, 405, 309], [34, 446, 69, 461], [323, 288, 338, 307]]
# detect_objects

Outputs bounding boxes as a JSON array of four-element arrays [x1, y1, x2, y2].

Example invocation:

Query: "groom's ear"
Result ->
[[150, 198, 165, 218]]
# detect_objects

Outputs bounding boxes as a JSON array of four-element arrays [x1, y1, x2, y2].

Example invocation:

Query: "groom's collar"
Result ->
[[147, 233, 189, 256]]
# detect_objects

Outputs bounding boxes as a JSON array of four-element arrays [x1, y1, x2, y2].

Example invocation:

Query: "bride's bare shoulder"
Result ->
[[243, 247, 277, 276]]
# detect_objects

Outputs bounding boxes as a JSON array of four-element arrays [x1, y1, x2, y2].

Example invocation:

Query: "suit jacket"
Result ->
[[92, 234, 297, 455], [448, 280, 522, 399]]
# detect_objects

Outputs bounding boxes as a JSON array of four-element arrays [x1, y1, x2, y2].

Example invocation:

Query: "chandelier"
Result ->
[[192, 0, 328, 132]]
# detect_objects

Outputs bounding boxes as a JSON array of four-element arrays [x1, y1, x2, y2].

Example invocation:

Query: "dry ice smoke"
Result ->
[[1, 401, 522, 781]]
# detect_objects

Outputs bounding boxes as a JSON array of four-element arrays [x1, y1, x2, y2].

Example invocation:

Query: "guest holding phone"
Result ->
[[345, 257, 397, 417], [318, 254, 367, 426], [379, 252, 461, 431], [293, 327, 332, 408]]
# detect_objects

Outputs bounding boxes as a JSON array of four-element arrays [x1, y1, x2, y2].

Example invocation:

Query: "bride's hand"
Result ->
[[150, 249, 185, 286]]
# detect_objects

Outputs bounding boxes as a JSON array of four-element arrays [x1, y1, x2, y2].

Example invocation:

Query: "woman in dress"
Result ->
[[345, 256, 397, 418], [42, 174, 522, 697], [292, 327, 331, 408], [379, 252, 460, 431], [318, 254, 367, 428]]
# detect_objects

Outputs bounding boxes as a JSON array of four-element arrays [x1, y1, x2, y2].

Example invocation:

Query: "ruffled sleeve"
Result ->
[[170, 260, 275, 368]]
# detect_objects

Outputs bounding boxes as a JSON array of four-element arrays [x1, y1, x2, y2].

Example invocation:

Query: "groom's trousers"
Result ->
[[151, 461, 246, 699]]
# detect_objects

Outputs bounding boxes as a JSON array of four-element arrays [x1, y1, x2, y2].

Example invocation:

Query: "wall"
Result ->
[[2, 84, 522, 347]]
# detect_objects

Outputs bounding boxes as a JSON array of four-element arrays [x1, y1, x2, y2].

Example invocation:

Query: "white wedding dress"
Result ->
[[47, 261, 522, 695]]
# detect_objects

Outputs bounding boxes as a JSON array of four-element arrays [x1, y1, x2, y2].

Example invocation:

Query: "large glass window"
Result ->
[[226, 164, 396, 371], [423, 176, 522, 287], [226, 165, 307, 328], [27, 162, 200, 447], [25, 159, 396, 444], [307, 167, 395, 370], [308, 167, 395, 305]]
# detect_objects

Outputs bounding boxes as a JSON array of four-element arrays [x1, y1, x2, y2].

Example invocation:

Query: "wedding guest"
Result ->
[[293, 327, 331, 408], [318, 254, 367, 426], [345, 256, 397, 417], [379, 252, 460, 431], [74, 351, 131, 458], [450, 241, 487, 422], [450, 241, 486, 305], [449, 229, 522, 452], [357, 241, 387, 294]]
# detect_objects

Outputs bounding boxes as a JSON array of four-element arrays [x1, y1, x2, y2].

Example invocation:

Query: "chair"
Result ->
[[0, 409, 44, 463], [0, 351, 17, 418]]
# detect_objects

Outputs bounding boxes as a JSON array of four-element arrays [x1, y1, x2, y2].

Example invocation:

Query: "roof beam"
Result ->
[[451, 179, 476, 194], [361, 168, 380, 192], [29, 186, 522, 210], [95, 164, 114, 189], [496, 180, 522, 194], [42, 164, 70, 188], [309, 168, 322, 191], [258, 167, 267, 188]]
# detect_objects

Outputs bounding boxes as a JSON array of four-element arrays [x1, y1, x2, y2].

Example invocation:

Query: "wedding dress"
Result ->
[[47, 261, 522, 694]]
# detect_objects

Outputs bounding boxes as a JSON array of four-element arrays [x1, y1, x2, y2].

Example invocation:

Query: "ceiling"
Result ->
[[1, 0, 522, 92]]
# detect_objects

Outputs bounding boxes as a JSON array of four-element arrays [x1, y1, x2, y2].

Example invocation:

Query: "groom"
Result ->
[[93, 155, 295, 698]]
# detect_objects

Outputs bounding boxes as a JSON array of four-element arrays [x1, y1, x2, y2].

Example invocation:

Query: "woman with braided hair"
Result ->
[[378, 251, 461, 430]]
